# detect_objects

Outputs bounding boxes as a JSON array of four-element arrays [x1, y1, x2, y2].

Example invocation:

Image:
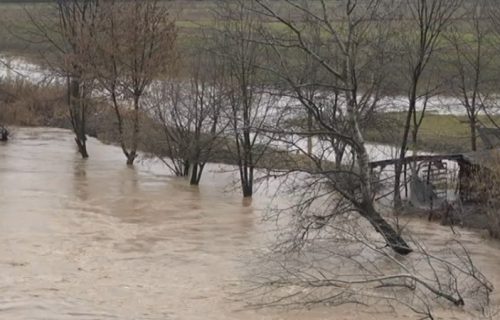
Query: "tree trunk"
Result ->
[[394, 88, 417, 211], [393, 164, 403, 209], [345, 86, 412, 255], [307, 111, 313, 156], [470, 120, 477, 151], [190, 163, 199, 185], [69, 77, 89, 159], [183, 160, 190, 177], [189, 163, 206, 186], [240, 165, 253, 198], [75, 137, 89, 158], [0, 127, 8, 141], [360, 201, 413, 255], [127, 94, 141, 166], [126, 152, 136, 166], [242, 183, 253, 198]]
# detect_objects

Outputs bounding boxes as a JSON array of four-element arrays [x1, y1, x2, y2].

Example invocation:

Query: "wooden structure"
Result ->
[[369, 150, 500, 204]]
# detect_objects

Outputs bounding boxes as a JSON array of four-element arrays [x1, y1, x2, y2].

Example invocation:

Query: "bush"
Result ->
[[469, 151, 500, 238], [0, 78, 68, 127]]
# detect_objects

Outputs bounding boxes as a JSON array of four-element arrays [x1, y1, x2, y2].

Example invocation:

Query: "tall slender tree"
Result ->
[[448, 0, 494, 151], [89, 0, 177, 165], [214, 0, 275, 198], [393, 0, 461, 209], [255, 0, 412, 254], [27, 0, 99, 158]]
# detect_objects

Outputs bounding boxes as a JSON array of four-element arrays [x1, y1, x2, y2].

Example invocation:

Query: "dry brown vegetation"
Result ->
[[0, 77, 303, 173], [466, 152, 500, 238], [0, 79, 66, 127]]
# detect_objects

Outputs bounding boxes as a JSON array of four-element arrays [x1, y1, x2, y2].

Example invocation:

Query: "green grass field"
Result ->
[[0, 1, 217, 55], [366, 112, 500, 153]]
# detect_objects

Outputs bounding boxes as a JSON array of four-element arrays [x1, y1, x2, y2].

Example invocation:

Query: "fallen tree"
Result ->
[[246, 214, 494, 319]]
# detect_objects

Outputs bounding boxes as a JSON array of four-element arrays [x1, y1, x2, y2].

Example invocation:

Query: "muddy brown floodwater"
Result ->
[[0, 127, 499, 320]]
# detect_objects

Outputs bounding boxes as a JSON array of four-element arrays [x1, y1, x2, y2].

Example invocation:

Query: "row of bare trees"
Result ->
[[24, 0, 500, 195], [24, 0, 500, 248], [29, 0, 176, 164], [29, 0, 275, 195]]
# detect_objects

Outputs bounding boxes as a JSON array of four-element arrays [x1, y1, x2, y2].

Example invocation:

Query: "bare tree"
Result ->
[[393, 0, 461, 209], [247, 219, 493, 319], [254, 0, 413, 254], [481, 0, 500, 131], [183, 48, 227, 185], [214, 0, 277, 198], [147, 45, 226, 185], [26, 0, 99, 158], [89, 0, 177, 165], [0, 78, 9, 141], [147, 81, 190, 177], [244, 1, 495, 316], [447, 0, 494, 151]]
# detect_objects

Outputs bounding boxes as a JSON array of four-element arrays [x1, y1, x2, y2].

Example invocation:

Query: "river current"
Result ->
[[0, 127, 499, 320]]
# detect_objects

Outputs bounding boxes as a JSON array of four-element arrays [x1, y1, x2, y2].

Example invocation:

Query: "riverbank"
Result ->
[[366, 112, 500, 154], [2, 77, 497, 162], [0, 79, 312, 172]]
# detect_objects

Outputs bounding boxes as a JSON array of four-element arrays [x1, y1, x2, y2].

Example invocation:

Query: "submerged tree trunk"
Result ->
[[69, 77, 89, 159], [240, 164, 254, 198], [182, 160, 190, 177], [0, 126, 9, 141], [242, 183, 253, 198], [126, 153, 136, 166], [189, 162, 206, 186], [75, 137, 88, 158], [190, 163, 199, 185], [126, 94, 141, 166]]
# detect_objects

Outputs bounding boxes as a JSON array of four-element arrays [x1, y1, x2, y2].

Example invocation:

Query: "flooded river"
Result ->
[[0, 127, 499, 319]]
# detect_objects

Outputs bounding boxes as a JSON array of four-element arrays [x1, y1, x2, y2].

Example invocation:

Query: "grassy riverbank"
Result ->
[[2, 78, 497, 157], [366, 112, 500, 154], [0, 80, 315, 172]]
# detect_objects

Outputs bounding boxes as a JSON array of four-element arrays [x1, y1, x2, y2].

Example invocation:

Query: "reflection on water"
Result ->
[[0, 127, 499, 320]]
